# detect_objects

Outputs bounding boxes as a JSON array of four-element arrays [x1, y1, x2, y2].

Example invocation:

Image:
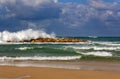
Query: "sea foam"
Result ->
[[0, 56, 81, 61], [77, 51, 112, 57], [15, 47, 34, 50], [0, 29, 56, 42], [64, 46, 120, 51]]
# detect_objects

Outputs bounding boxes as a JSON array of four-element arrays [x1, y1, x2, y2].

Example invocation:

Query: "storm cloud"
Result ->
[[0, 0, 61, 31], [0, 0, 120, 36]]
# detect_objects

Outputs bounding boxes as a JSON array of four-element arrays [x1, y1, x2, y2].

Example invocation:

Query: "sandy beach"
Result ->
[[0, 0, 120, 79], [0, 66, 120, 79]]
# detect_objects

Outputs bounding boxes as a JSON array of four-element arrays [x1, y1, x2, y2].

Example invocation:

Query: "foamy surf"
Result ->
[[64, 46, 120, 51], [0, 29, 56, 42], [93, 42, 120, 46], [0, 37, 120, 68], [0, 75, 31, 79], [0, 56, 81, 61], [15, 47, 34, 50], [79, 51, 112, 57]]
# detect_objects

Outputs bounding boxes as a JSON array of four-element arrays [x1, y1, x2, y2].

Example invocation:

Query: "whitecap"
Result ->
[[77, 51, 112, 57], [0, 29, 56, 42], [15, 47, 34, 50], [0, 75, 31, 79], [93, 42, 120, 46], [0, 56, 81, 61], [64, 46, 120, 51]]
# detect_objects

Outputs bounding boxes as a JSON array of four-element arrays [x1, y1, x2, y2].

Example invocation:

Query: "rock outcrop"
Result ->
[[7, 38, 88, 43]]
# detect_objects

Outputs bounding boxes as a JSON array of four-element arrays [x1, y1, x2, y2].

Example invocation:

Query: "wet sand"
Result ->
[[0, 66, 120, 79]]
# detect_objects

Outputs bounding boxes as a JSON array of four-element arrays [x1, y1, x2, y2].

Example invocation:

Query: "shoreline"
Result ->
[[0, 60, 120, 71], [0, 66, 120, 79]]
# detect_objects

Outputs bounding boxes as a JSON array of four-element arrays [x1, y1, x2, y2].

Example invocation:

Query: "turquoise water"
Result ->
[[0, 37, 120, 61]]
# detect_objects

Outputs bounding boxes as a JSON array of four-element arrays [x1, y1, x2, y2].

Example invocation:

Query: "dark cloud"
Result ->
[[0, 0, 120, 36], [0, 0, 61, 31], [7, 3, 61, 20]]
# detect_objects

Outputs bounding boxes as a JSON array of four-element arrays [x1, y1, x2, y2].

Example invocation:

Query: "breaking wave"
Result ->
[[77, 51, 112, 57], [93, 42, 120, 46], [0, 29, 56, 42], [0, 56, 81, 61], [15, 47, 34, 50], [0, 75, 31, 79], [64, 46, 120, 51]]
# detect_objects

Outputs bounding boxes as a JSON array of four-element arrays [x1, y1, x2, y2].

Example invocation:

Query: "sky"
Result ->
[[59, 0, 87, 3], [0, 0, 120, 37]]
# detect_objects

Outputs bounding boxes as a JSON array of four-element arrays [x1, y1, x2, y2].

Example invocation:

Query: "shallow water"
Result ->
[[0, 37, 120, 69]]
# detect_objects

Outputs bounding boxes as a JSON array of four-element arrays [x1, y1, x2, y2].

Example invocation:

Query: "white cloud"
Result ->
[[106, 10, 113, 15], [4, 13, 16, 19], [117, 12, 120, 17], [0, 0, 120, 36], [0, 0, 58, 7], [59, 3, 99, 27], [21, 0, 57, 7], [89, 0, 107, 9], [0, 0, 16, 3], [58, 0, 120, 28], [89, 0, 118, 9]]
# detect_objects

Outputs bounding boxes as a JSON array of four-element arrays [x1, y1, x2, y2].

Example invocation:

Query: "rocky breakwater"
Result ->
[[7, 38, 88, 43]]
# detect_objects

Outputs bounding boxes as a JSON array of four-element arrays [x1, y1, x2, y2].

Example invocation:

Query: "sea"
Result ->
[[0, 37, 120, 70]]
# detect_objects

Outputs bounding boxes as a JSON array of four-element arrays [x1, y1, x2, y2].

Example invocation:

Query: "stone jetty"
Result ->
[[7, 38, 88, 43]]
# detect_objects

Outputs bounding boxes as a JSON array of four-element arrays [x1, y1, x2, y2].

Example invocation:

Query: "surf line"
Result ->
[[0, 75, 31, 79]]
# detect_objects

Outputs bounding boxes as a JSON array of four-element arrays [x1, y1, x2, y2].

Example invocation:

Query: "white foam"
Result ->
[[93, 42, 120, 46], [0, 56, 81, 61], [0, 29, 56, 42], [77, 51, 112, 57], [0, 41, 89, 45], [64, 46, 120, 51], [15, 47, 34, 50], [93, 46, 120, 51], [0, 75, 31, 79]]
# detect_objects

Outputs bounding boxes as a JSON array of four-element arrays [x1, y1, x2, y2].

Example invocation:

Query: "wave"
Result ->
[[64, 46, 120, 51], [77, 51, 112, 57], [15, 47, 34, 50], [0, 56, 81, 61], [0, 29, 56, 42], [0, 41, 90, 45], [15, 46, 44, 50], [0, 75, 31, 79], [92, 47, 120, 51], [93, 42, 120, 46]]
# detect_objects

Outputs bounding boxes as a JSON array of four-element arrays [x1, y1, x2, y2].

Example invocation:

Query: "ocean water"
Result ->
[[0, 37, 120, 62]]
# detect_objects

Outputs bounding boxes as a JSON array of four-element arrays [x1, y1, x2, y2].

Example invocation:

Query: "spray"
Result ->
[[0, 29, 56, 42]]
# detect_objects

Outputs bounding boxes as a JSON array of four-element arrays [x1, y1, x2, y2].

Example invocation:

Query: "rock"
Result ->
[[29, 38, 88, 42], [7, 38, 88, 43]]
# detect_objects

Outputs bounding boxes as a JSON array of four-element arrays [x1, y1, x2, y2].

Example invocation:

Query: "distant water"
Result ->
[[0, 37, 120, 66]]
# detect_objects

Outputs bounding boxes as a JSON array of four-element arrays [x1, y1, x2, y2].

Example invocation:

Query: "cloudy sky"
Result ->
[[0, 0, 120, 37]]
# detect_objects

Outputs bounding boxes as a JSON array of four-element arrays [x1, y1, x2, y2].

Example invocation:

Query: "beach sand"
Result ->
[[0, 66, 120, 79]]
